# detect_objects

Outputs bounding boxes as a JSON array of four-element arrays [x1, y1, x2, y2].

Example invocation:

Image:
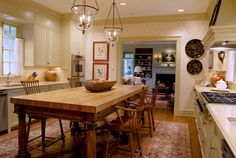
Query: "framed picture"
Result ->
[[209, 0, 222, 26], [162, 52, 175, 63], [93, 63, 109, 80], [93, 41, 109, 61]]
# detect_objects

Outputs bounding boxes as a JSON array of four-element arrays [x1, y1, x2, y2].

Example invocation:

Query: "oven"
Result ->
[[71, 54, 85, 77], [194, 90, 207, 113]]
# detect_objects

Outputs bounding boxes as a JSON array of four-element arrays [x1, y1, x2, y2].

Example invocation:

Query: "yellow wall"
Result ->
[[86, 16, 209, 115], [216, 0, 236, 26]]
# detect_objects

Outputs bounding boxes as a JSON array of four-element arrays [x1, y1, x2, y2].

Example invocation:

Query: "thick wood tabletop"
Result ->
[[11, 84, 144, 113]]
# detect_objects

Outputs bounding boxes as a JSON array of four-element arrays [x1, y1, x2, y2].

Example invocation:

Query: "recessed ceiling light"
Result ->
[[178, 9, 184, 12], [120, 2, 126, 6]]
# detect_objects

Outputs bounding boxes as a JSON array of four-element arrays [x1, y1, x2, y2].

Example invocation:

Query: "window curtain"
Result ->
[[13, 38, 24, 76]]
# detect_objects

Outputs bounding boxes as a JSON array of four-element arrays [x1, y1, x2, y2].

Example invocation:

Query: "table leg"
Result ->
[[16, 108, 31, 158], [86, 124, 96, 158]]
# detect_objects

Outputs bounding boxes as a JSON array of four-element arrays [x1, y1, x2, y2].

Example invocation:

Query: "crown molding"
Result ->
[[94, 13, 209, 26]]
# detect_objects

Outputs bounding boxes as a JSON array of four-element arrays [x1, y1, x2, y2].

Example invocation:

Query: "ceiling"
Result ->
[[32, 0, 211, 20]]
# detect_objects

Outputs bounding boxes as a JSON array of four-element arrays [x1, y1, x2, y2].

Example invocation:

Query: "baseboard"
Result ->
[[174, 109, 194, 117]]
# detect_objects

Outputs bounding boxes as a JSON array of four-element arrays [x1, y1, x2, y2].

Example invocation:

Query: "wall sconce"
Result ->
[[154, 53, 162, 63], [218, 51, 225, 63]]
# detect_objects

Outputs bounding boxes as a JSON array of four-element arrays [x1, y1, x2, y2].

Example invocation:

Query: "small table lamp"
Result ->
[[134, 65, 142, 77]]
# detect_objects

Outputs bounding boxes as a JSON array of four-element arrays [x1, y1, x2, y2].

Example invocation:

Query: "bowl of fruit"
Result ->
[[83, 80, 117, 92]]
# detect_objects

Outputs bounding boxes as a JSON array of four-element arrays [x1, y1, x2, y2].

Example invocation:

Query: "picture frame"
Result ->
[[92, 63, 109, 80], [93, 41, 109, 61], [161, 52, 175, 63], [209, 0, 222, 26]]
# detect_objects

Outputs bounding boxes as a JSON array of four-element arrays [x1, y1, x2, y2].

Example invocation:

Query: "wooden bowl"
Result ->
[[83, 80, 117, 92]]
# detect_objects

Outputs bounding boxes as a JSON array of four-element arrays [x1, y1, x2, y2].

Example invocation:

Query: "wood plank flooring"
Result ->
[[5, 108, 202, 158]]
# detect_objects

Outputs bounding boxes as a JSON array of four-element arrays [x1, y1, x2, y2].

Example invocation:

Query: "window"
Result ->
[[2, 23, 23, 76], [123, 52, 134, 76]]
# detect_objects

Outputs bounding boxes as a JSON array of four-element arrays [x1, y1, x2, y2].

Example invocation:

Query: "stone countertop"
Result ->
[[195, 85, 236, 156], [0, 81, 69, 90]]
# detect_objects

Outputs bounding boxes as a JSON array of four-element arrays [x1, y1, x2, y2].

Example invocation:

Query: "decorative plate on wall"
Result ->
[[185, 39, 204, 58], [187, 60, 203, 75]]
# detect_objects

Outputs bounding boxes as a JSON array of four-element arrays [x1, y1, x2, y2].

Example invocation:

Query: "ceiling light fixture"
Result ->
[[120, 2, 126, 6], [104, 0, 123, 46], [71, 0, 99, 34], [178, 9, 184, 12]]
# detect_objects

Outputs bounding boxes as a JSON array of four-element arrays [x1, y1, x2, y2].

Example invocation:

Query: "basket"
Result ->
[[83, 80, 117, 92]]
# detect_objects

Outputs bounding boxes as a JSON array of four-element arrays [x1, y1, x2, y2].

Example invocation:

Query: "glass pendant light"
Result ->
[[71, 0, 99, 34], [104, 0, 123, 46]]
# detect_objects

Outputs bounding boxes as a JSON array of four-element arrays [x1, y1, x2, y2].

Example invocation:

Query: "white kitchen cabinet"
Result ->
[[23, 24, 61, 67], [7, 88, 25, 133], [35, 25, 61, 66], [194, 93, 223, 158], [48, 29, 61, 66], [35, 25, 48, 66]]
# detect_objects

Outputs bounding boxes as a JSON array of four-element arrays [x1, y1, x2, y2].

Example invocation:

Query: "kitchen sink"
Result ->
[[227, 117, 236, 127]]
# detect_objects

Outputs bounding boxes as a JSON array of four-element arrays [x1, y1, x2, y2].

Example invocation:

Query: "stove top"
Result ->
[[201, 92, 236, 104]]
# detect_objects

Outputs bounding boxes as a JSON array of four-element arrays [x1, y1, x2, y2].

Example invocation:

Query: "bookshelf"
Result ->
[[134, 48, 153, 78]]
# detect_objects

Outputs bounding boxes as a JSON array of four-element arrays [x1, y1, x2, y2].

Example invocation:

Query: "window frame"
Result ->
[[1, 23, 18, 76]]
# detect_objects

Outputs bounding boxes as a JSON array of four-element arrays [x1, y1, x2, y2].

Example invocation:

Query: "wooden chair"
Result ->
[[67, 77, 81, 88], [142, 86, 158, 137], [20, 80, 65, 151], [104, 87, 147, 158]]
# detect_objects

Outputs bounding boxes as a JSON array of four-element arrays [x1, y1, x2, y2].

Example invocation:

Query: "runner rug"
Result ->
[[0, 120, 191, 158]]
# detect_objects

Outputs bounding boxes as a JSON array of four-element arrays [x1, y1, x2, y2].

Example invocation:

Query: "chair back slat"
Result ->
[[21, 80, 40, 95], [67, 77, 80, 88], [114, 86, 147, 129]]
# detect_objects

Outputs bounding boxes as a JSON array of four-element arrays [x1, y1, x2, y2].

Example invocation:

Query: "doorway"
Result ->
[[118, 38, 180, 114]]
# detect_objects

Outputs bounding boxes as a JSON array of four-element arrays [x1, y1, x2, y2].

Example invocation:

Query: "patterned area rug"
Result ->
[[0, 119, 71, 158], [142, 121, 192, 158], [0, 120, 191, 158]]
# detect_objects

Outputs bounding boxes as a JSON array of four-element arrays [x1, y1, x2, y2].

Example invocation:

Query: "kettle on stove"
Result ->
[[215, 79, 227, 90]]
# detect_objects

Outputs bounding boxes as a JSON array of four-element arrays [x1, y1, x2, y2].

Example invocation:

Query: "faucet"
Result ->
[[6, 72, 13, 86]]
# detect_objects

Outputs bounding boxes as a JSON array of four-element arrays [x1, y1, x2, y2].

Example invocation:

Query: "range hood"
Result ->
[[203, 25, 236, 50], [202, 0, 236, 50]]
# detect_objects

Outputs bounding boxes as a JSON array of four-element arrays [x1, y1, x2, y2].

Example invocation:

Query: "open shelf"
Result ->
[[135, 48, 153, 78]]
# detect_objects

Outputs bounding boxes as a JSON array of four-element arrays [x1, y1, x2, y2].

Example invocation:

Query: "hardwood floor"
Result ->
[[4, 108, 202, 158]]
